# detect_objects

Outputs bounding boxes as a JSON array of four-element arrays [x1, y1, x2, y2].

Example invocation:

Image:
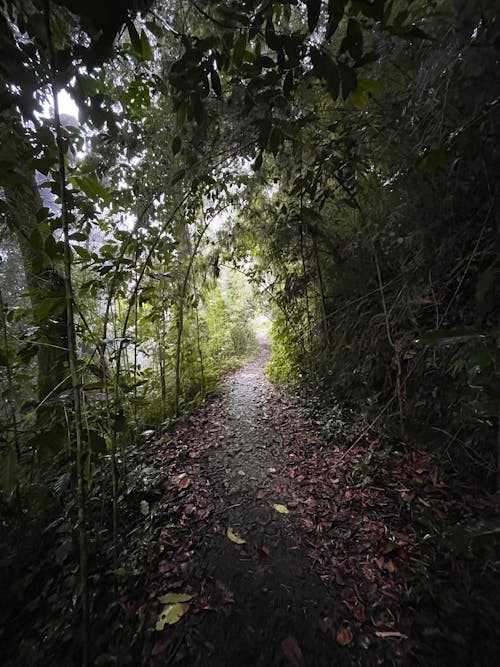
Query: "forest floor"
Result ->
[[133, 344, 500, 666], [3, 345, 500, 667]]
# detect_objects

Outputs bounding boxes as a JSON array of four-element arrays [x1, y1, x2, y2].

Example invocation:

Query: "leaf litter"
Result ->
[[138, 345, 500, 665]]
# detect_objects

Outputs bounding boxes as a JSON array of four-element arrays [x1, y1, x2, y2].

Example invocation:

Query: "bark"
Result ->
[[0, 116, 68, 402]]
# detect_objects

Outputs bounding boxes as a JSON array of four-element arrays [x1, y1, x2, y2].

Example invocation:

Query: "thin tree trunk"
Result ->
[[299, 220, 314, 374], [0, 287, 21, 506], [45, 3, 89, 663], [312, 234, 330, 346], [191, 272, 205, 397], [372, 239, 405, 440], [174, 217, 212, 416]]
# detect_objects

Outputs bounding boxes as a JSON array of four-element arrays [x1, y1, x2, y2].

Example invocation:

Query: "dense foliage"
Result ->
[[0, 0, 499, 665]]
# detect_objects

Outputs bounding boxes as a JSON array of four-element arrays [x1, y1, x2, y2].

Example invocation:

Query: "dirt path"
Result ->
[[145, 345, 406, 666]]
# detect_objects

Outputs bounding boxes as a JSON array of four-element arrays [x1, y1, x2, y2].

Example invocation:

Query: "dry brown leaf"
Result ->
[[336, 622, 353, 646], [177, 473, 190, 490], [281, 635, 305, 667], [256, 489, 265, 499]]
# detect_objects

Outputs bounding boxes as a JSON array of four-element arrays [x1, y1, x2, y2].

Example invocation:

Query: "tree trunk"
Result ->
[[0, 117, 69, 402]]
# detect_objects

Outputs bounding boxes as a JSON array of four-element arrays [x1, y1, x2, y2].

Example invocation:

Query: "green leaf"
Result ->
[[233, 33, 247, 66], [192, 96, 206, 126], [140, 30, 153, 61], [338, 63, 358, 99], [200, 174, 216, 186], [419, 146, 446, 171], [352, 0, 385, 21], [34, 296, 65, 320], [210, 70, 222, 97], [171, 168, 185, 185], [72, 175, 113, 206], [326, 0, 347, 40], [307, 0, 321, 33], [158, 593, 193, 604], [227, 527, 246, 544], [265, 20, 281, 51], [325, 61, 340, 101], [268, 126, 282, 156], [73, 245, 92, 261], [69, 231, 88, 242], [252, 152, 263, 171], [283, 70, 294, 97], [172, 136, 182, 155], [155, 603, 190, 630], [127, 21, 142, 54], [345, 19, 363, 60], [86, 429, 106, 455]]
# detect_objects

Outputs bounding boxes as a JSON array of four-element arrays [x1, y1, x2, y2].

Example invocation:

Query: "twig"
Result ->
[[336, 394, 397, 466]]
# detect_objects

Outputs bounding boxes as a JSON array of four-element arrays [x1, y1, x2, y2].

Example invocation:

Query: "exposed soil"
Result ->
[[142, 345, 413, 666]]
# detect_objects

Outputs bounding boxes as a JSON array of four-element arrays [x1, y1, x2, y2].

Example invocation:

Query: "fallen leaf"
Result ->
[[155, 602, 189, 630], [188, 451, 199, 459], [261, 546, 270, 556], [227, 527, 246, 544], [384, 559, 397, 573], [273, 503, 290, 514], [374, 631, 408, 639], [158, 593, 193, 604], [400, 491, 414, 502], [268, 467, 277, 474], [281, 635, 304, 666], [336, 622, 353, 646], [256, 489, 265, 499], [151, 640, 169, 656], [177, 473, 190, 490], [238, 470, 246, 476]]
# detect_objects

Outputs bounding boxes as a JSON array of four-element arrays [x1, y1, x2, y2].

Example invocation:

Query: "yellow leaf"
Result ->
[[227, 527, 246, 544], [158, 593, 193, 604], [273, 503, 290, 514], [155, 602, 189, 630], [384, 559, 397, 573]]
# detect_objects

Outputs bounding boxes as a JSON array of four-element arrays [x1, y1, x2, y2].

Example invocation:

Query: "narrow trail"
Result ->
[[145, 345, 407, 666]]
